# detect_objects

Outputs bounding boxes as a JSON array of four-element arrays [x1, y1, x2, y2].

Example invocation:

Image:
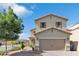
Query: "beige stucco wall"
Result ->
[[50, 15, 67, 28], [35, 15, 67, 32], [70, 29, 79, 51], [35, 16, 51, 32], [35, 29, 70, 39]]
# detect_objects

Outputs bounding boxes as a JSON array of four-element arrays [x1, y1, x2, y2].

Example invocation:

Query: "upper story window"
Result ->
[[40, 22, 46, 28], [56, 22, 62, 28]]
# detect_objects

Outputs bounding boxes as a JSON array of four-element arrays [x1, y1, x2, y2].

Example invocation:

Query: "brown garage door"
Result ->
[[39, 39, 65, 51]]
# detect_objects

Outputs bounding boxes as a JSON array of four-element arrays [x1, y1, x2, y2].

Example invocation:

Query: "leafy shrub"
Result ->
[[20, 42, 25, 49]]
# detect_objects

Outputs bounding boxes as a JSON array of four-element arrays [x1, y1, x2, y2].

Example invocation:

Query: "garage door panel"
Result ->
[[39, 39, 65, 50]]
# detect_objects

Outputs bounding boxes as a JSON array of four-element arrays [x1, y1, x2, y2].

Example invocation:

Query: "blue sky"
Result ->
[[0, 3, 79, 39]]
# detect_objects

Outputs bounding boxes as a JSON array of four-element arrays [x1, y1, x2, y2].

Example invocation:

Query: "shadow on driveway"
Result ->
[[9, 50, 42, 56]]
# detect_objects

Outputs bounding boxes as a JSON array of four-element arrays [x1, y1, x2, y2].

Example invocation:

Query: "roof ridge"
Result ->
[[35, 13, 68, 21]]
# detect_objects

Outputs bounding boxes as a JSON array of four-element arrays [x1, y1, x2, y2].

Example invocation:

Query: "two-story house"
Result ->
[[29, 13, 71, 51]]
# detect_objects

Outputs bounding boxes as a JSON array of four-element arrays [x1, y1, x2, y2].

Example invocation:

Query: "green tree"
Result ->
[[0, 7, 24, 55]]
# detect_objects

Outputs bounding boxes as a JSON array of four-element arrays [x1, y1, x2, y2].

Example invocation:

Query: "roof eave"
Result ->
[[34, 28, 72, 35], [35, 13, 68, 22]]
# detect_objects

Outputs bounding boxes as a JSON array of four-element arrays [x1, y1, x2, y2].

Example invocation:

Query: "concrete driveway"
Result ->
[[8, 47, 42, 56], [9, 50, 79, 56], [41, 51, 79, 56], [8, 47, 79, 56]]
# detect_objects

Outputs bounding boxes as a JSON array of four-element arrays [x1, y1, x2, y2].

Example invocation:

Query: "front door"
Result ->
[[70, 41, 78, 51]]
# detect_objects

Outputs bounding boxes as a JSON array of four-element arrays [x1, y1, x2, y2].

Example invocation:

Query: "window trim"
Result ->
[[40, 22, 46, 28], [56, 22, 62, 28]]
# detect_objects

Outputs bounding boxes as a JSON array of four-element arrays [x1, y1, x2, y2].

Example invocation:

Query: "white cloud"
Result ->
[[19, 33, 28, 40], [0, 3, 33, 17]]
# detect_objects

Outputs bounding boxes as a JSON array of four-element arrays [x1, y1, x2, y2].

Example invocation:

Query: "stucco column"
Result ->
[[35, 37, 40, 51], [65, 38, 70, 51]]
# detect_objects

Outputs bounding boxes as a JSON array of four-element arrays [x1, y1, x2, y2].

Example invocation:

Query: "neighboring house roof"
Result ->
[[73, 22, 79, 26], [69, 22, 79, 31], [35, 13, 68, 22], [69, 27, 79, 31], [34, 27, 72, 35]]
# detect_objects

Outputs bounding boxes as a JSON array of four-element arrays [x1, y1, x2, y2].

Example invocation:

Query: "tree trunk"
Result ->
[[5, 40, 7, 55]]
